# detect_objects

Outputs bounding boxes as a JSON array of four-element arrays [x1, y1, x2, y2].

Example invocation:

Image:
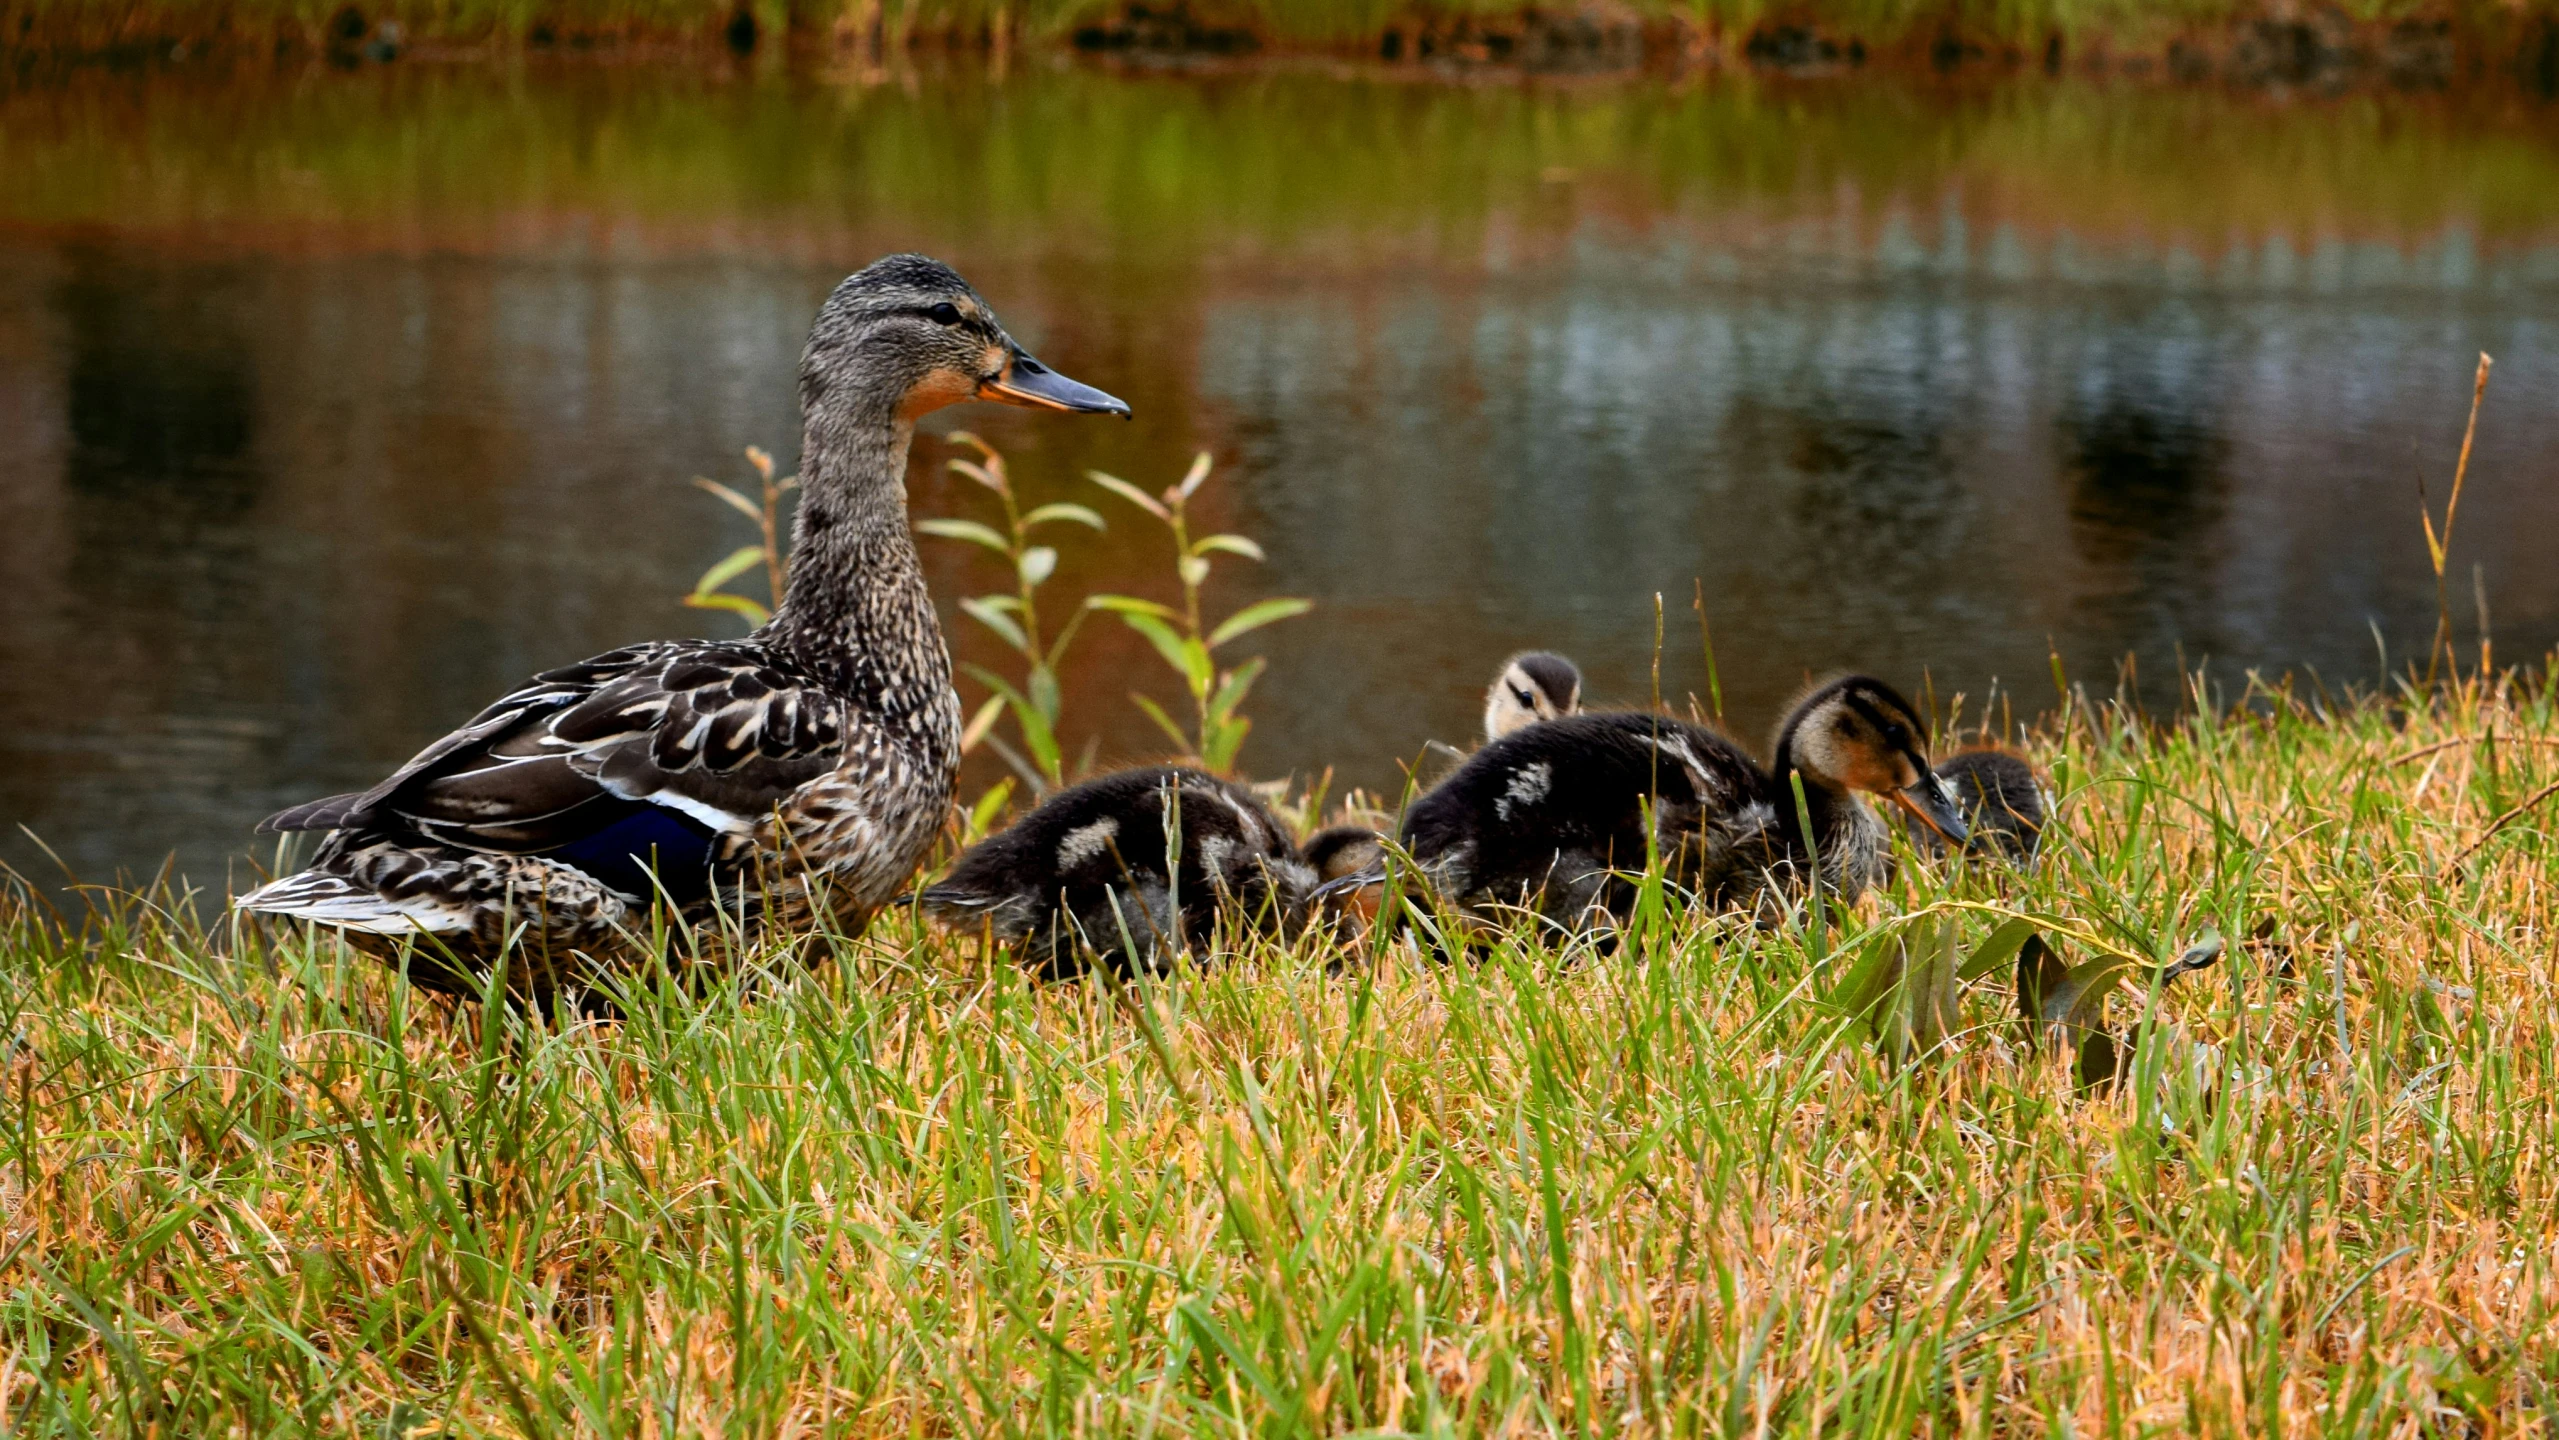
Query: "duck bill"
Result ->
[[1893, 777, 1970, 848], [981, 352, 1131, 417]]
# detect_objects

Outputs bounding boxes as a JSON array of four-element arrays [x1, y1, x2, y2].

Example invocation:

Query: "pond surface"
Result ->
[[5, 59, 2558, 887]]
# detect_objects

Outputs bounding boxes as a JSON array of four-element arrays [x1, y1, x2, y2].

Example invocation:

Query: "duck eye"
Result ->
[[927, 302, 964, 327]]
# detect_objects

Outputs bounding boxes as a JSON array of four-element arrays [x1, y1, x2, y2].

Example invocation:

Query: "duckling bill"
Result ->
[[920, 766, 1317, 977]]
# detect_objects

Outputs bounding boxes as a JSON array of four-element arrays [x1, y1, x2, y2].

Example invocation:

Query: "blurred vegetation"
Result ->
[[5, 61, 2559, 254], [7, 0, 2559, 61]]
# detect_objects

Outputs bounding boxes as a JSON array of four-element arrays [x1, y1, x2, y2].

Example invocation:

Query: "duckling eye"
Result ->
[[927, 302, 965, 327], [1512, 687, 1538, 708]]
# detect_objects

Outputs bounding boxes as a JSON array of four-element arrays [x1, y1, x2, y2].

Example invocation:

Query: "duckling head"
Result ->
[[801, 254, 1130, 427], [1481, 651, 1583, 742], [1773, 675, 1969, 846]]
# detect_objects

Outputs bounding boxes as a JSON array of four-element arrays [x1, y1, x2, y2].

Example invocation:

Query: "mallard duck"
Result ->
[[1396, 675, 1969, 934], [1910, 748, 2047, 861], [918, 765, 1317, 976], [237, 254, 1128, 1003]]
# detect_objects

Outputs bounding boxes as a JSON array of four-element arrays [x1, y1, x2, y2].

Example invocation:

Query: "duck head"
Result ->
[[1773, 675, 1969, 846], [801, 254, 1130, 426], [1482, 651, 1583, 742]]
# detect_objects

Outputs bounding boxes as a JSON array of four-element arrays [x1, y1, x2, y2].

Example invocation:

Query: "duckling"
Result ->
[[919, 766, 1317, 977], [1911, 748, 2048, 861], [1483, 650, 1583, 741], [236, 254, 1129, 1006], [1320, 651, 1587, 902], [1396, 675, 1969, 934]]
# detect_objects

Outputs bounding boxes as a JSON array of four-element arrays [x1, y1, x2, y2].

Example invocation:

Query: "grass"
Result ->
[[5, 656, 2558, 1434]]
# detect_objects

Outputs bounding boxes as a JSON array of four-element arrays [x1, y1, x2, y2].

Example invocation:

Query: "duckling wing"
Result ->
[[258, 641, 849, 881]]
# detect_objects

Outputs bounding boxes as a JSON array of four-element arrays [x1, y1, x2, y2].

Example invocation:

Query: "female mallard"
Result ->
[[1396, 675, 1968, 935], [919, 765, 1317, 977], [237, 254, 1128, 1002]]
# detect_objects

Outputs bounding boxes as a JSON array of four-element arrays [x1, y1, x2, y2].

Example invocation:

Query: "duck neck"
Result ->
[[1769, 731, 1854, 852], [763, 410, 954, 741]]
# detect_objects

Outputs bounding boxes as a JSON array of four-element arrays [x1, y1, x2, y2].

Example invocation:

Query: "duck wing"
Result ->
[[259, 641, 849, 887]]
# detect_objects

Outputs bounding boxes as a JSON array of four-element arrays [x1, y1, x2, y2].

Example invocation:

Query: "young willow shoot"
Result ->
[[916, 432, 1107, 800], [682, 445, 796, 627], [1087, 452, 1311, 773]]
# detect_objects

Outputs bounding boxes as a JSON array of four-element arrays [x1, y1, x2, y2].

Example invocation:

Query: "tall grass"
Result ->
[[5, 656, 2556, 1433]]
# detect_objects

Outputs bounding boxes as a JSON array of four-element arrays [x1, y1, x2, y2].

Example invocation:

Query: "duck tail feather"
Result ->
[[258, 793, 372, 834]]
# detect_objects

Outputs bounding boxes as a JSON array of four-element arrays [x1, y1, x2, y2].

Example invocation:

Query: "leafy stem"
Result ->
[[1087, 453, 1310, 773]]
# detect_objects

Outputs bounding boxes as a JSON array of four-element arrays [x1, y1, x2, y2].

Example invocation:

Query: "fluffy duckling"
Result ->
[[920, 766, 1316, 977], [1912, 748, 2048, 861], [1397, 675, 1968, 934], [1483, 651, 1583, 741]]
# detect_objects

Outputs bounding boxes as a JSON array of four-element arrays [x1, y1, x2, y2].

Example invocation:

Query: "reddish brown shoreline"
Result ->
[[7, 0, 2559, 94]]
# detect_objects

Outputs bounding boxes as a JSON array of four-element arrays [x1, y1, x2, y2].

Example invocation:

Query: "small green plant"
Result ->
[[1087, 453, 1311, 773], [682, 445, 795, 627], [917, 432, 1109, 799]]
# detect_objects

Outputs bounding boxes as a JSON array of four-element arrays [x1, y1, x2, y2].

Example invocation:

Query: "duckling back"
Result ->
[[921, 766, 1316, 976], [1399, 711, 1773, 932]]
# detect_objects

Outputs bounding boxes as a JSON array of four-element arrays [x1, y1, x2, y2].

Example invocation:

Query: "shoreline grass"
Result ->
[[10, 0, 2559, 82], [5, 660, 2556, 1433]]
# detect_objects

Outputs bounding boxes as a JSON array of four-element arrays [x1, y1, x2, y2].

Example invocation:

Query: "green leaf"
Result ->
[[1028, 666, 1063, 727], [1130, 693, 1194, 754], [1116, 612, 1198, 683], [682, 592, 770, 625], [1011, 692, 1062, 780], [1822, 931, 1904, 1021], [916, 518, 1012, 553], [1206, 656, 1265, 725], [964, 666, 1062, 782], [1958, 914, 2044, 984], [1178, 555, 1211, 588], [1023, 502, 1106, 532], [1087, 469, 1170, 520], [1019, 547, 1058, 587], [1207, 597, 1313, 650], [959, 694, 1005, 752], [960, 597, 1029, 652], [1087, 594, 1178, 620], [1203, 714, 1251, 771], [1193, 533, 1264, 562], [965, 778, 1015, 841], [690, 476, 763, 523], [691, 544, 769, 596], [947, 454, 1007, 494], [1175, 451, 1214, 502]]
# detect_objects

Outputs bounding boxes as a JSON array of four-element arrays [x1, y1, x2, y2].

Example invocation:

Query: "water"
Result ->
[[5, 59, 2557, 887]]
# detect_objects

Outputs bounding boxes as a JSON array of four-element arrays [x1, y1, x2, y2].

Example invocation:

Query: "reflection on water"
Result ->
[[2, 61, 2556, 884]]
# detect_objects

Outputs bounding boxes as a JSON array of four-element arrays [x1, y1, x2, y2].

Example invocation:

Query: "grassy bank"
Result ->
[[10, 0, 2559, 83], [5, 660, 2557, 1433]]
